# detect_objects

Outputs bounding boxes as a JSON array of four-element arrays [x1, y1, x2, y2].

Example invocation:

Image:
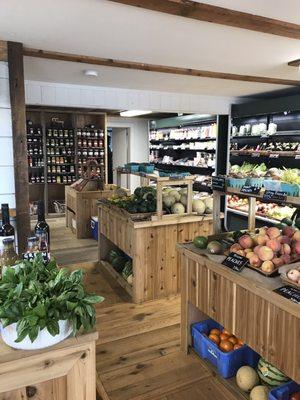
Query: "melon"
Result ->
[[111, 256, 126, 273], [127, 274, 133, 285], [204, 197, 213, 214], [168, 190, 181, 201], [180, 194, 188, 206], [108, 249, 121, 264], [171, 202, 185, 215], [192, 199, 206, 215], [236, 366, 259, 392], [250, 386, 269, 400], [163, 195, 176, 208], [257, 358, 289, 387]]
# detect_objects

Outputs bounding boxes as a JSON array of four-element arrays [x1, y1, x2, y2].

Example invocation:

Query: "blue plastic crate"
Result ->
[[91, 216, 98, 241], [269, 381, 300, 400], [191, 319, 260, 379], [139, 164, 155, 173], [125, 163, 140, 172]]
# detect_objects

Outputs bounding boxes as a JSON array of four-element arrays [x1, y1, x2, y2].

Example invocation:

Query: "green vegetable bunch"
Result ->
[[110, 186, 157, 214], [0, 254, 104, 343]]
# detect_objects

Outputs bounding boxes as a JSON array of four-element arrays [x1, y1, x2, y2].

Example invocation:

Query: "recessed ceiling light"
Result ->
[[84, 69, 99, 77], [120, 110, 152, 117]]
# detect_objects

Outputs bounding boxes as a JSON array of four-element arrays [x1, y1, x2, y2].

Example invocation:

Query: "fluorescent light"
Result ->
[[120, 110, 152, 117], [84, 69, 98, 77]]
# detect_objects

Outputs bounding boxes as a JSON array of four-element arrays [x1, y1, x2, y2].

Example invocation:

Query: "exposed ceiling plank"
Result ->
[[23, 47, 300, 86], [107, 0, 300, 40]]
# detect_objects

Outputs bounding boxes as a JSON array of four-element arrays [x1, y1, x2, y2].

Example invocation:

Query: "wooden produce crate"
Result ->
[[65, 184, 128, 239], [98, 201, 215, 303]]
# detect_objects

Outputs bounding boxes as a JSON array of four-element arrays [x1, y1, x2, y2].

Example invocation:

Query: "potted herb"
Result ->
[[0, 253, 104, 350]]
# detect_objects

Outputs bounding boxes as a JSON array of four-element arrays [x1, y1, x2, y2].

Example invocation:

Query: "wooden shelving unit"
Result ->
[[26, 107, 108, 215]]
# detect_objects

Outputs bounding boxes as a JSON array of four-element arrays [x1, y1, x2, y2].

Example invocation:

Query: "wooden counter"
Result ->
[[98, 202, 215, 303], [178, 243, 300, 383], [66, 184, 123, 238], [0, 330, 98, 400]]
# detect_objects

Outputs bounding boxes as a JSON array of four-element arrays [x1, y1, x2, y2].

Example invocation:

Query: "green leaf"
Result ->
[[66, 301, 77, 311], [83, 294, 104, 304], [85, 304, 94, 318], [46, 320, 59, 337], [33, 303, 46, 318], [29, 325, 39, 342], [15, 329, 29, 343]]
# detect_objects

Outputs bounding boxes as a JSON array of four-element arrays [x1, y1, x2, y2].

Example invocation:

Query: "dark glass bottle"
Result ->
[[0, 204, 15, 252], [34, 201, 50, 248]]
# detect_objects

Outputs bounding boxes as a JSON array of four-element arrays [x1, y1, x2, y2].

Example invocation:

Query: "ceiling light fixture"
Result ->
[[84, 69, 99, 77], [287, 59, 300, 67], [120, 110, 152, 117]]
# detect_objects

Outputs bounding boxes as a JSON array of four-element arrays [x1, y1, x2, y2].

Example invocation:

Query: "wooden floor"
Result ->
[[52, 218, 243, 400], [47, 217, 98, 265]]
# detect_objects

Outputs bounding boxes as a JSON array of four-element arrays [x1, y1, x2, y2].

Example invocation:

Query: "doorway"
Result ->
[[109, 127, 130, 189]]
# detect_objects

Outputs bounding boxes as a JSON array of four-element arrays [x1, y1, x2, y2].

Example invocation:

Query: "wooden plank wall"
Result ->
[[7, 41, 30, 252], [183, 257, 300, 382], [0, 41, 7, 61]]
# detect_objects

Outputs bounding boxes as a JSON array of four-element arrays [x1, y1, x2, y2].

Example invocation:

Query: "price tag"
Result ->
[[251, 152, 260, 158], [222, 252, 248, 272], [240, 185, 261, 195], [274, 285, 300, 304], [263, 190, 287, 203], [23, 252, 50, 264], [212, 176, 226, 192], [269, 153, 279, 158]]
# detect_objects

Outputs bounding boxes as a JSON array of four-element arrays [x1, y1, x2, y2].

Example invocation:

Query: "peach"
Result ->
[[257, 246, 274, 261], [238, 235, 254, 249], [236, 249, 246, 256], [253, 245, 262, 255], [258, 227, 268, 236], [272, 257, 284, 267], [282, 226, 296, 238], [266, 227, 281, 239], [279, 235, 291, 245], [230, 243, 242, 253], [294, 241, 300, 255], [280, 243, 291, 255], [293, 231, 300, 241], [261, 261, 275, 273], [249, 254, 262, 268], [253, 234, 267, 246], [266, 238, 281, 253], [246, 252, 255, 260], [244, 248, 253, 254], [280, 254, 291, 265]]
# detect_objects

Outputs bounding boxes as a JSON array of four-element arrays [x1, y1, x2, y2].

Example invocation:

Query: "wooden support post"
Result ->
[[186, 181, 193, 215], [7, 41, 30, 253], [156, 182, 163, 219], [212, 190, 222, 234], [248, 196, 256, 231], [116, 169, 121, 187]]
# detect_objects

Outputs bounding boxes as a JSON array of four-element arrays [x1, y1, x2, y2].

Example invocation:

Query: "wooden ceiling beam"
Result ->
[[107, 0, 300, 40], [23, 47, 300, 86]]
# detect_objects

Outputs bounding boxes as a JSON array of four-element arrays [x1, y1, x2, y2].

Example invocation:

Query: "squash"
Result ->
[[171, 203, 185, 215], [204, 197, 213, 214], [168, 190, 181, 201], [180, 194, 188, 206], [163, 195, 176, 208], [192, 199, 206, 215]]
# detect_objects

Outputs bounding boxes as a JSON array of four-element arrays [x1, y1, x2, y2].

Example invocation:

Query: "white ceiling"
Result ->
[[1, 0, 300, 97]]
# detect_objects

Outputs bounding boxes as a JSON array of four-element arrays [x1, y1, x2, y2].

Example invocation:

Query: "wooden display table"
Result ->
[[98, 202, 215, 303], [178, 243, 300, 383], [0, 330, 98, 400], [66, 184, 123, 238]]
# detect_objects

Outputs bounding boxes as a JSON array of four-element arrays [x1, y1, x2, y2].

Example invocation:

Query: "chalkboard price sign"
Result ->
[[274, 285, 300, 304], [23, 252, 50, 264], [262, 190, 287, 203], [212, 176, 226, 192], [222, 252, 248, 272], [240, 185, 261, 195]]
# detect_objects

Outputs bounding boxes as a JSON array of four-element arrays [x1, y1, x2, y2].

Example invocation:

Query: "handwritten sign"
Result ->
[[212, 176, 226, 192], [222, 252, 248, 272], [240, 185, 261, 195], [274, 285, 300, 304], [263, 190, 287, 203]]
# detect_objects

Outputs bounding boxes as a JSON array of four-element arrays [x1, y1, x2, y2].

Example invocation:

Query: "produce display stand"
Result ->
[[116, 168, 195, 219], [178, 243, 300, 383], [66, 184, 126, 238], [0, 330, 98, 400], [213, 186, 300, 233], [98, 172, 216, 303]]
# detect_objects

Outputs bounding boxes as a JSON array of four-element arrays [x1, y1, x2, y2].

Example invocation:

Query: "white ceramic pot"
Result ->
[[1, 320, 72, 350]]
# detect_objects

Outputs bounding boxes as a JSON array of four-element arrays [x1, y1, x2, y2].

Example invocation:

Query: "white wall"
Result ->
[[0, 61, 15, 208], [108, 117, 149, 193], [25, 80, 235, 115]]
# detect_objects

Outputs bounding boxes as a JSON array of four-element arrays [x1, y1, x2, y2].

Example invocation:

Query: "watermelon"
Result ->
[[108, 250, 121, 264], [257, 358, 289, 387], [122, 261, 133, 280], [112, 256, 127, 273]]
